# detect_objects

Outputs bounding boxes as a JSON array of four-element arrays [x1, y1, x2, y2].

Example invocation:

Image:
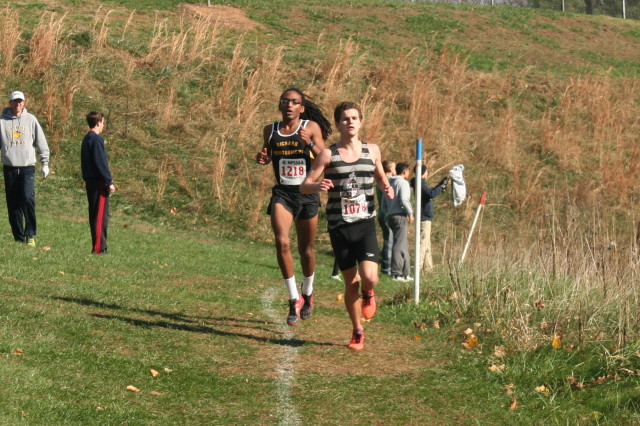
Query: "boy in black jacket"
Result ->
[[81, 112, 115, 254]]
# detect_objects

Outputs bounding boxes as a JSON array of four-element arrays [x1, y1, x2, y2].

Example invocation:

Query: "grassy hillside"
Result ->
[[3, 0, 639, 236]]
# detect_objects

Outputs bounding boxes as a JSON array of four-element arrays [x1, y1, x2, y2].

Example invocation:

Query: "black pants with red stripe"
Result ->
[[85, 179, 110, 254]]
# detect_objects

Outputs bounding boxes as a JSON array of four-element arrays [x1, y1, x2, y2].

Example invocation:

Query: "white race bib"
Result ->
[[279, 158, 306, 185], [341, 194, 369, 223]]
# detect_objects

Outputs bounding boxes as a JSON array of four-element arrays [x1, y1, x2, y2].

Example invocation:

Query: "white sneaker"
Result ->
[[392, 275, 409, 282], [331, 274, 341, 281]]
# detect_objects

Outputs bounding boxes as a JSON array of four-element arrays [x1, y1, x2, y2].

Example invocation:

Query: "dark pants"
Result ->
[[387, 214, 410, 277], [86, 180, 110, 254], [3, 165, 36, 242], [378, 214, 393, 273]]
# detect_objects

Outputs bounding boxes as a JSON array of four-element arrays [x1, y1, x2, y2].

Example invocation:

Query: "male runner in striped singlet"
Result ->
[[256, 88, 332, 326], [301, 101, 394, 350]]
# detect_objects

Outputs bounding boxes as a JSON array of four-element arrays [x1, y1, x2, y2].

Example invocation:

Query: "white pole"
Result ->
[[460, 192, 486, 265], [414, 139, 423, 304], [623, 0, 626, 19]]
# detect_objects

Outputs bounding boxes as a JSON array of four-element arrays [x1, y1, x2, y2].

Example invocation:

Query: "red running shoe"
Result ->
[[347, 329, 365, 350], [287, 297, 304, 326], [361, 290, 376, 319]]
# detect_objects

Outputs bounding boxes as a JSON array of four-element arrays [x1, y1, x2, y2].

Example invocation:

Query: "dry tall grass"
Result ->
[[0, 7, 20, 76], [26, 12, 66, 76]]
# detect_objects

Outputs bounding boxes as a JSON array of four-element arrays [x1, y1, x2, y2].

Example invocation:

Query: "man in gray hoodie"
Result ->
[[382, 162, 414, 281], [0, 91, 49, 245]]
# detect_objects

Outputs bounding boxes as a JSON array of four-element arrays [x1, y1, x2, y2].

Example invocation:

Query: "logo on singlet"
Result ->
[[343, 172, 359, 198]]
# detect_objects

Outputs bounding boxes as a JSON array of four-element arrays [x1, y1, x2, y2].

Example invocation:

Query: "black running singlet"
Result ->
[[268, 120, 312, 191]]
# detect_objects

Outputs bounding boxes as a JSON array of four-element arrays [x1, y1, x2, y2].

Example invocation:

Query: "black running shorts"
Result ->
[[329, 218, 380, 271], [267, 186, 320, 221]]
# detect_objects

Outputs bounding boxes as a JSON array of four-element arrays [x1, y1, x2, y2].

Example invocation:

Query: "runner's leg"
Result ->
[[271, 203, 295, 279]]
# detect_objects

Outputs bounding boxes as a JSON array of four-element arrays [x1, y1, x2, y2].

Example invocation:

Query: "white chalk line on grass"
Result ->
[[261, 287, 301, 426]]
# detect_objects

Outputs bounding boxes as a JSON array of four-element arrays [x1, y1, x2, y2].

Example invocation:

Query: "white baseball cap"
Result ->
[[9, 91, 25, 101]]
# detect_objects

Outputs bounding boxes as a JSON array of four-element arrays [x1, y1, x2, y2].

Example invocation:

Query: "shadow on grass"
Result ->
[[50, 296, 339, 348]]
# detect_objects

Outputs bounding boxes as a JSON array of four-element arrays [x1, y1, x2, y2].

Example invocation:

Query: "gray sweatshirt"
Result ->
[[382, 175, 413, 217], [0, 107, 49, 167]]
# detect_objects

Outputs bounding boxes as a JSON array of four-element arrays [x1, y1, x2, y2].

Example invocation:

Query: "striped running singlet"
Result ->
[[324, 142, 377, 229]]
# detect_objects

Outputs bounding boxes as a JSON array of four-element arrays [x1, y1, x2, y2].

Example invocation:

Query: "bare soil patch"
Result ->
[[180, 4, 261, 31]]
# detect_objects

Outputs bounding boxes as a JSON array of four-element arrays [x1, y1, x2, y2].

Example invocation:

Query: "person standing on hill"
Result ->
[[81, 111, 115, 254], [301, 101, 394, 351], [410, 165, 448, 272], [383, 162, 414, 282], [0, 91, 49, 246], [377, 160, 395, 275], [256, 88, 331, 326]]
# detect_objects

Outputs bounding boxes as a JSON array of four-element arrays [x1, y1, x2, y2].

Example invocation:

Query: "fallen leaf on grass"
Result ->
[[509, 397, 518, 410], [164, 368, 173, 373], [590, 376, 607, 386], [433, 320, 440, 329], [463, 328, 474, 336], [567, 375, 584, 390], [336, 293, 343, 302], [96, 406, 107, 411], [150, 391, 161, 396], [413, 335, 422, 340], [41, 246, 51, 251], [488, 364, 506, 372], [12, 349, 23, 355], [535, 385, 551, 395], [126, 385, 140, 392], [552, 332, 562, 349], [413, 321, 426, 330], [150, 369, 159, 377], [493, 346, 507, 358], [504, 383, 516, 395], [59, 271, 65, 275], [462, 334, 478, 349], [533, 299, 545, 310]]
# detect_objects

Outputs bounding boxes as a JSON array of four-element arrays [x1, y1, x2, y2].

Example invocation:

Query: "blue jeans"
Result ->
[[3, 165, 36, 242]]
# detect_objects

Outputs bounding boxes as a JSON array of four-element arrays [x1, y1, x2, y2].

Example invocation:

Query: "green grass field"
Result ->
[[0, 185, 637, 423]]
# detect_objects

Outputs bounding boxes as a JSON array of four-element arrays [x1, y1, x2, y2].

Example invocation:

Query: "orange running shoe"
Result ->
[[361, 290, 376, 319], [287, 297, 304, 326], [347, 329, 365, 350]]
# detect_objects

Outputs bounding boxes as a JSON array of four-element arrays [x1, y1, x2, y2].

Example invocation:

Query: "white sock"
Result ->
[[301, 273, 314, 296], [284, 277, 299, 300]]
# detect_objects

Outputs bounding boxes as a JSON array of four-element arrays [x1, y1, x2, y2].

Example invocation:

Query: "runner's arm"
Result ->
[[370, 144, 394, 200], [299, 120, 326, 158], [256, 125, 272, 165], [300, 148, 333, 194]]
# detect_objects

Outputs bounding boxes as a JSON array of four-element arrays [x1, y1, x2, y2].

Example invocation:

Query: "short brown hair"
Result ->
[[86, 111, 104, 129], [333, 101, 362, 124]]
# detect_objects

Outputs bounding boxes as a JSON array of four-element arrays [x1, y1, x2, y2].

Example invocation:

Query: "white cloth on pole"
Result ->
[[449, 164, 466, 207]]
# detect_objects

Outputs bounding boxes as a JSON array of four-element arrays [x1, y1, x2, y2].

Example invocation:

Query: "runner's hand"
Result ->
[[256, 147, 271, 165], [318, 179, 334, 192], [300, 127, 311, 146]]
